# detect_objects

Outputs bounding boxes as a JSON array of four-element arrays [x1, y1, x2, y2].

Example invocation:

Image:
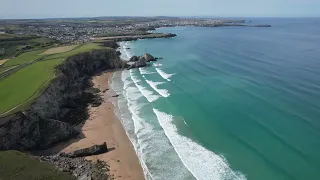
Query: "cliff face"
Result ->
[[0, 49, 128, 151]]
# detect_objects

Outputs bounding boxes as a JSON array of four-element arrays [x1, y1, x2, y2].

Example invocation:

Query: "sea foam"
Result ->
[[155, 68, 175, 81], [145, 79, 170, 98], [139, 67, 156, 75], [119, 70, 192, 180], [118, 70, 155, 180], [130, 69, 160, 102], [153, 109, 247, 180], [119, 41, 132, 60]]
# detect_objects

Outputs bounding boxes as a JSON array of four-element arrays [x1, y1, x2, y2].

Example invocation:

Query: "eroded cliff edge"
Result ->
[[0, 49, 128, 151]]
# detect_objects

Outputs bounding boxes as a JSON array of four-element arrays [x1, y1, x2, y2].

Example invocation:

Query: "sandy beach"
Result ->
[[55, 72, 145, 180]]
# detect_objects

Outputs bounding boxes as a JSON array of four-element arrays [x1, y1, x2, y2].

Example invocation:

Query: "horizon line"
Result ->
[[0, 15, 320, 21]]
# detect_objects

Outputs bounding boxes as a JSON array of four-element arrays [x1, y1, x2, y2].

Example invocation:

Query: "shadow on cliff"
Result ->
[[31, 131, 86, 156]]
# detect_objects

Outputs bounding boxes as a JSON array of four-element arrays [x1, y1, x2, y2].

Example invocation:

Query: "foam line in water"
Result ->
[[114, 71, 195, 179], [145, 79, 170, 98], [153, 109, 247, 180], [153, 63, 163, 67], [130, 69, 160, 102], [118, 71, 155, 180], [156, 68, 175, 81], [139, 68, 156, 75], [119, 41, 132, 60]]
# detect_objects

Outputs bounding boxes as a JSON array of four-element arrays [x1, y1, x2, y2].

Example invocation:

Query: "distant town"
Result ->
[[0, 17, 270, 43]]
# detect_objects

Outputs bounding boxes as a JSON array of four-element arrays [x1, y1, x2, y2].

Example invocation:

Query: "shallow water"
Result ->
[[111, 18, 320, 180]]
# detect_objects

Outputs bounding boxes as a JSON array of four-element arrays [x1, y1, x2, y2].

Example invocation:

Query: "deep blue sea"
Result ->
[[110, 18, 320, 180]]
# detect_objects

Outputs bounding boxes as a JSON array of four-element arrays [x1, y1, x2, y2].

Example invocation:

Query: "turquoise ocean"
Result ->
[[110, 18, 320, 180]]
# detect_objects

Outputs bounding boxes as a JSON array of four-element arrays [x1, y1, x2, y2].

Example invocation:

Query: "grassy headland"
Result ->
[[40, 45, 79, 55], [0, 43, 109, 116], [0, 151, 74, 180]]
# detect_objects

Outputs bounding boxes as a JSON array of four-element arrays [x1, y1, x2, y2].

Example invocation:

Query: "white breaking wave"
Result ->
[[145, 79, 170, 98], [130, 69, 160, 102], [118, 70, 193, 180], [139, 67, 156, 75], [119, 41, 132, 60], [118, 71, 155, 180], [153, 109, 247, 180], [153, 63, 163, 67], [155, 68, 175, 81]]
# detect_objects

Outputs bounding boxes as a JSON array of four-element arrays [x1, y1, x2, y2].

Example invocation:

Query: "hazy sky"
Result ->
[[0, 0, 319, 19]]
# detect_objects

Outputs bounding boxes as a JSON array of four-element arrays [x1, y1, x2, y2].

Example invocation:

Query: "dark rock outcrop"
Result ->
[[0, 49, 128, 151], [128, 58, 147, 69], [129, 56, 139, 62], [61, 143, 108, 158], [140, 53, 156, 62], [127, 53, 156, 69], [39, 154, 109, 180]]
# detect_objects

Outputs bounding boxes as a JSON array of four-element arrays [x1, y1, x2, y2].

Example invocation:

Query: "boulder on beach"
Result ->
[[61, 142, 108, 158]]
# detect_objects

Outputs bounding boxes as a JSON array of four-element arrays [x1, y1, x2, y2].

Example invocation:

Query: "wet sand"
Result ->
[[56, 72, 145, 180]]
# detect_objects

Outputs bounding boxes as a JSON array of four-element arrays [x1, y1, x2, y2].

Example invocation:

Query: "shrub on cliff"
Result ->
[[0, 151, 75, 180]]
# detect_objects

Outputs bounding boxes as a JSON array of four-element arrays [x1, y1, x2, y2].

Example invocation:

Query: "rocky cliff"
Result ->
[[0, 49, 128, 151]]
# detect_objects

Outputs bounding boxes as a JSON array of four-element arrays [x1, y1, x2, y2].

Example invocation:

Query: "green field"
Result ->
[[0, 34, 28, 40], [0, 43, 108, 116], [0, 151, 74, 180], [42, 43, 106, 60], [0, 33, 55, 59], [2, 49, 46, 67], [0, 58, 63, 114]]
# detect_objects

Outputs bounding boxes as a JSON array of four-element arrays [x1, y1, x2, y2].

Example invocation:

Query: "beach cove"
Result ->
[[109, 18, 320, 180], [50, 72, 146, 180]]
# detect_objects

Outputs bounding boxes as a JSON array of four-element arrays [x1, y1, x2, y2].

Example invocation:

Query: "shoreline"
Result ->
[[50, 71, 145, 180]]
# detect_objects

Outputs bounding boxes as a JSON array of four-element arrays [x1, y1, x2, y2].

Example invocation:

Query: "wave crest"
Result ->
[[153, 109, 247, 180], [156, 68, 175, 81]]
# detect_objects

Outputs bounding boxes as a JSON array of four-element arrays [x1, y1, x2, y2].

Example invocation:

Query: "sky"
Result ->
[[0, 0, 319, 19]]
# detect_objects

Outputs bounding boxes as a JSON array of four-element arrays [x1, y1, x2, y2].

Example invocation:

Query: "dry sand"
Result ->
[[40, 45, 79, 55], [56, 72, 145, 180]]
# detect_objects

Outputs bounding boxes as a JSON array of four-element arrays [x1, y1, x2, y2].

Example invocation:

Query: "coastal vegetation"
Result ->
[[0, 151, 74, 180], [0, 33, 55, 60], [0, 57, 63, 115], [0, 43, 128, 179], [91, 33, 177, 42], [1, 49, 45, 68], [101, 30, 150, 37], [0, 43, 109, 116], [40, 44, 79, 55]]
